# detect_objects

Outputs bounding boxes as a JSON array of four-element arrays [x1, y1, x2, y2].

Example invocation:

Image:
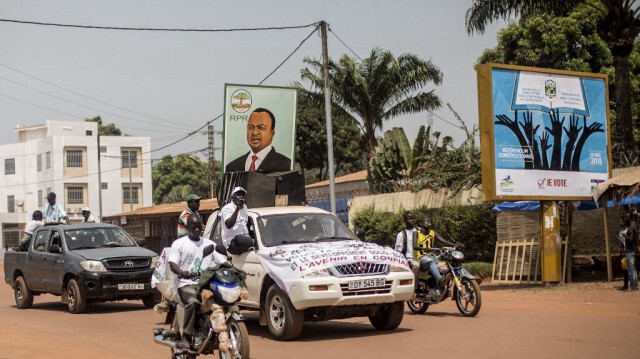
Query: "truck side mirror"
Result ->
[[48, 244, 61, 253], [136, 239, 146, 247]]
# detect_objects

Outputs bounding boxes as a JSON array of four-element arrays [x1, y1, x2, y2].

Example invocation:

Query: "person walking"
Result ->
[[622, 213, 638, 292], [177, 194, 202, 237]]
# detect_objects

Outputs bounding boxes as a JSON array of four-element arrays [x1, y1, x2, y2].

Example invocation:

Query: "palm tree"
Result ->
[[301, 48, 443, 161], [465, 0, 639, 161]]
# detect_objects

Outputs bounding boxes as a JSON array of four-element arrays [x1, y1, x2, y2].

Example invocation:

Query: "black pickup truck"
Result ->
[[3, 223, 159, 313]]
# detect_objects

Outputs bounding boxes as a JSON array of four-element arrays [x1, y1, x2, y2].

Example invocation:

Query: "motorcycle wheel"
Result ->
[[407, 281, 429, 314], [455, 278, 482, 317], [219, 318, 250, 359]]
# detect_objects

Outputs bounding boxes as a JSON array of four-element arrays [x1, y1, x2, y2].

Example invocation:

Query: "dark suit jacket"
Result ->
[[225, 147, 291, 172]]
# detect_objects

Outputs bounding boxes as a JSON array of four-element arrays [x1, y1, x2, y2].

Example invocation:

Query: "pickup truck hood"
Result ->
[[72, 247, 157, 260]]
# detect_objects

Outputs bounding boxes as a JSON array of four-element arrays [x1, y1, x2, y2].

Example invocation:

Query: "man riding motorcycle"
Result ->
[[168, 213, 227, 349], [412, 217, 464, 288]]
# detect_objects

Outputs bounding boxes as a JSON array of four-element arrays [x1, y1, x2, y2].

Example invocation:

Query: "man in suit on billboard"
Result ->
[[225, 107, 291, 172]]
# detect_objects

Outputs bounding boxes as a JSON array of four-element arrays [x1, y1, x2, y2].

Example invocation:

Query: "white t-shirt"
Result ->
[[25, 220, 44, 235], [395, 227, 417, 258], [168, 235, 226, 289], [82, 215, 97, 223], [221, 202, 248, 247], [43, 202, 67, 222]]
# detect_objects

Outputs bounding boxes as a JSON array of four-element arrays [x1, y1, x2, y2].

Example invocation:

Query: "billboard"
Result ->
[[222, 84, 297, 175], [477, 64, 611, 201]]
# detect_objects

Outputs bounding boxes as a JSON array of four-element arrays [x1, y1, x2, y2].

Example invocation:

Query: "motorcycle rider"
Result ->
[[168, 213, 227, 349], [413, 217, 463, 288]]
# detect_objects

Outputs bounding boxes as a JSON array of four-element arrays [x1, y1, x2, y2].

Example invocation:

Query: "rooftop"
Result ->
[[305, 170, 367, 189]]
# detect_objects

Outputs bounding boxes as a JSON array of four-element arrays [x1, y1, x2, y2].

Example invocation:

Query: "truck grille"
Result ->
[[104, 257, 150, 271], [333, 263, 388, 277], [340, 282, 393, 296]]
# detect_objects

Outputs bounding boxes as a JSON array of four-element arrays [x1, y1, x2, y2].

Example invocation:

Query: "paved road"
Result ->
[[0, 273, 638, 359]]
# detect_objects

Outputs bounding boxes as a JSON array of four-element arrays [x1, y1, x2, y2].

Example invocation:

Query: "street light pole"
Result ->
[[320, 21, 337, 214]]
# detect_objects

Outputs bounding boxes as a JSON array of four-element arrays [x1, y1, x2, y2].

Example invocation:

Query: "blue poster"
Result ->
[[490, 68, 609, 198]]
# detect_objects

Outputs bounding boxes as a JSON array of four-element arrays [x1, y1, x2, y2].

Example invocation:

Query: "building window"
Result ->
[[67, 187, 83, 204], [123, 186, 139, 204], [100, 146, 107, 153], [7, 195, 15, 213], [38, 190, 43, 207], [121, 150, 138, 168], [66, 150, 83, 168], [5, 158, 15, 175], [46, 187, 51, 196], [86, 130, 92, 136], [101, 182, 108, 189], [46, 151, 51, 169], [37, 154, 42, 172]]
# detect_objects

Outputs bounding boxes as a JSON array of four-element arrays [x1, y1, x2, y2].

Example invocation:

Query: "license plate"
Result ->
[[348, 278, 385, 290], [118, 283, 145, 290]]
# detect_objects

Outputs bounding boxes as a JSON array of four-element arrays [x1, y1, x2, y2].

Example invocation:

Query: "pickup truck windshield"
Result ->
[[64, 227, 137, 250], [259, 213, 357, 246]]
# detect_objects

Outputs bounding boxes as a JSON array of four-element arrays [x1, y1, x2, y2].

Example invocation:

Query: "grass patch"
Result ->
[[464, 262, 493, 278]]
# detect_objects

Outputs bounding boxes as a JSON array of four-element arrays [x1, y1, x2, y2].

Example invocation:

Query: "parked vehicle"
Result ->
[[203, 206, 414, 341], [407, 247, 482, 317], [153, 261, 250, 359], [3, 223, 159, 313]]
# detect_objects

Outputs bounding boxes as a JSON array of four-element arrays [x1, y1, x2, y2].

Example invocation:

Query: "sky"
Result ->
[[0, 0, 504, 163]]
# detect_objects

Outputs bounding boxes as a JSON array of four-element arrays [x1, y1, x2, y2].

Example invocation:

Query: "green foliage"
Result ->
[[368, 127, 416, 193], [464, 262, 494, 278], [86, 116, 122, 136], [352, 203, 497, 262], [294, 89, 365, 183], [162, 185, 195, 204], [301, 47, 443, 161], [152, 154, 210, 204]]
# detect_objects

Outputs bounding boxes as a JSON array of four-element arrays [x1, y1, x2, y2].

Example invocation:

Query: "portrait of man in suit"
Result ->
[[225, 107, 292, 172]]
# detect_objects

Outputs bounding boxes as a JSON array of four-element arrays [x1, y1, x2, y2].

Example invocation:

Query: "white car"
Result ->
[[204, 205, 414, 341]]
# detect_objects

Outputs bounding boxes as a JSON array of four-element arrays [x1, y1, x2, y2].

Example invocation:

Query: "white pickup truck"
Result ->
[[204, 205, 414, 340]]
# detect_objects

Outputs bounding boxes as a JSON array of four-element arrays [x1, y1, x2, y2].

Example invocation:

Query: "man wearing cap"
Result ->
[[81, 207, 96, 223], [43, 192, 69, 224], [177, 194, 202, 238], [221, 187, 248, 248]]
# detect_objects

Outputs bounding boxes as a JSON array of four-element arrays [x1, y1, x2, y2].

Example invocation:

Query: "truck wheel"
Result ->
[[14, 276, 34, 309], [265, 284, 303, 341], [142, 293, 158, 308], [369, 301, 404, 330], [66, 279, 87, 314]]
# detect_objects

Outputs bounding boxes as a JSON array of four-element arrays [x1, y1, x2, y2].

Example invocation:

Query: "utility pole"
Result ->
[[320, 21, 337, 214], [208, 125, 215, 199], [96, 133, 103, 222], [129, 151, 133, 212]]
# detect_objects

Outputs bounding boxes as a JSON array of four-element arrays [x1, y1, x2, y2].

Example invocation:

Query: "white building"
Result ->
[[0, 120, 152, 255]]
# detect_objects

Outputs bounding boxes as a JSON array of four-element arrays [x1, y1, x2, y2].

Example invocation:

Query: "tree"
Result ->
[[86, 116, 122, 136], [301, 48, 443, 162], [152, 154, 210, 204], [466, 0, 640, 163], [295, 90, 364, 183]]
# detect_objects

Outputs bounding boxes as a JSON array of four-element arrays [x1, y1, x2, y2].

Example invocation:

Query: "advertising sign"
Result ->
[[222, 84, 297, 175], [477, 64, 611, 201]]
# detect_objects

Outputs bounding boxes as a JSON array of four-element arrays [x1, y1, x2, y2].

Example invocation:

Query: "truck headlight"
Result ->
[[389, 264, 410, 272], [303, 268, 331, 277], [150, 255, 160, 268], [80, 260, 107, 272]]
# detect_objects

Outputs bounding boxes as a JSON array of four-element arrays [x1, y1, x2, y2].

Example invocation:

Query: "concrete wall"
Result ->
[[349, 186, 483, 216]]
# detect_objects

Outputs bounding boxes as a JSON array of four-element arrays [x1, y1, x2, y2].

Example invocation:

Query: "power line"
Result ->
[[0, 18, 319, 32], [328, 27, 363, 62], [0, 92, 85, 119], [0, 75, 191, 132], [259, 27, 318, 84]]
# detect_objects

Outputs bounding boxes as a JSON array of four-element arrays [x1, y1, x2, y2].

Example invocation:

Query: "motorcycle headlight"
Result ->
[[211, 281, 242, 304], [451, 251, 464, 261], [150, 255, 159, 268], [303, 268, 331, 277], [80, 260, 107, 272]]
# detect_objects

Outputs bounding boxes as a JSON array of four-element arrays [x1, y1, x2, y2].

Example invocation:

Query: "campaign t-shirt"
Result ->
[[168, 236, 226, 289], [221, 202, 248, 247]]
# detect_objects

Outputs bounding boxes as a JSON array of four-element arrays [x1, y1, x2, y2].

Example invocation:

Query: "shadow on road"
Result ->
[[11, 300, 150, 314], [239, 311, 412, 342]]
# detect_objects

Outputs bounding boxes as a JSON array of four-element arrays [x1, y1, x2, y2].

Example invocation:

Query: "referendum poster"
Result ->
[[222, 84, 297, 175], [477, 64, 611, 200]]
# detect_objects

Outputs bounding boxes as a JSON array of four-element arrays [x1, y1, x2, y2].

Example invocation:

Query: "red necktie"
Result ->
[[249, 155, 258, 171]]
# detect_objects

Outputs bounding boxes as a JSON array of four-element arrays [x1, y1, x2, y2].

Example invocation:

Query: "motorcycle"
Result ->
[[153, 262, 250, 359], [407, 246, 482, 317]]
